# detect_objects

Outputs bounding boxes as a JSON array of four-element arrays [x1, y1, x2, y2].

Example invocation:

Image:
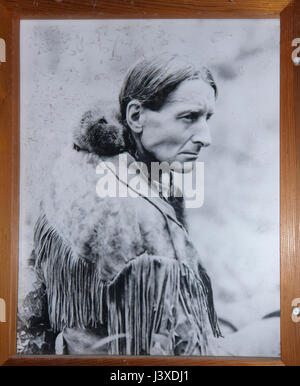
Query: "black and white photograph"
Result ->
[[17, 19, 280, 357]]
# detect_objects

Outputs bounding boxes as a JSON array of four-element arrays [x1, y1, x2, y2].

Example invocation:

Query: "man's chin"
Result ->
[[171, 160, 195, 174]]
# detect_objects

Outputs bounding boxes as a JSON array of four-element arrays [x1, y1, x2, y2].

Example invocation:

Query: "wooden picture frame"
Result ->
[[0, 0, 299, 366]]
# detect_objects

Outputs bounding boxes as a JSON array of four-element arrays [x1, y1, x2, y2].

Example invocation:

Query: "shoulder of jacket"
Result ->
[[43, 148, 140, 255]]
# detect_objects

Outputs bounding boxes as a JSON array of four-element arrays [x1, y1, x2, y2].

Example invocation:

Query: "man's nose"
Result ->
[[191, 119, 212, 147]]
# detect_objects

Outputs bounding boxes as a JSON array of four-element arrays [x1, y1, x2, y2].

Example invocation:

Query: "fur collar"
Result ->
[[73, 104, 128, 156]]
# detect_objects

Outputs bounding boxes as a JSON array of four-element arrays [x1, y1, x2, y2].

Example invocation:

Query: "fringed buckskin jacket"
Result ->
[[17, 108, 222, 356]]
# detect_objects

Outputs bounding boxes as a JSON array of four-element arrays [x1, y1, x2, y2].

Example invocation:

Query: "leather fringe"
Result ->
[[34, 214, 221, 355], [34, 214, 105, 331]]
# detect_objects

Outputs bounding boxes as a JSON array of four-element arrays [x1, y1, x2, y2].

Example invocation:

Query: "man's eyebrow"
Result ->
[[176, 108, 214, 116]]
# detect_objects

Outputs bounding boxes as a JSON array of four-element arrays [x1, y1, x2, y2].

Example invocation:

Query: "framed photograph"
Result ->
[[0, 0, 300, 366]]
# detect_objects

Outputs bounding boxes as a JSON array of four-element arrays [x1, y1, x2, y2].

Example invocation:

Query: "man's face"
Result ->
[[139, 78, 215, 172]]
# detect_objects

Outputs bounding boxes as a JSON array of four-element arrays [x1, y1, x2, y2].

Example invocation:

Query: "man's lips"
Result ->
[[178, 150, 201, 156]]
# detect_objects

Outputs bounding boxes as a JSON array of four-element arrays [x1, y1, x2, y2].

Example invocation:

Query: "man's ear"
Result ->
[[126, 100, 143, 134]]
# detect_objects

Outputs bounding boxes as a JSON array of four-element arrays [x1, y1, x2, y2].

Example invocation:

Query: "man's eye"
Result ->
[[206, 113, 213, 121], [181, 113, 199, 123]]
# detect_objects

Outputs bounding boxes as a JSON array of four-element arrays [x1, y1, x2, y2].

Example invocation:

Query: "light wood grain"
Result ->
[[280, 1, 300, 366], [0, 1, 13, 367], [4, 355, 285, 366], [1, 0, 291, 18]]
